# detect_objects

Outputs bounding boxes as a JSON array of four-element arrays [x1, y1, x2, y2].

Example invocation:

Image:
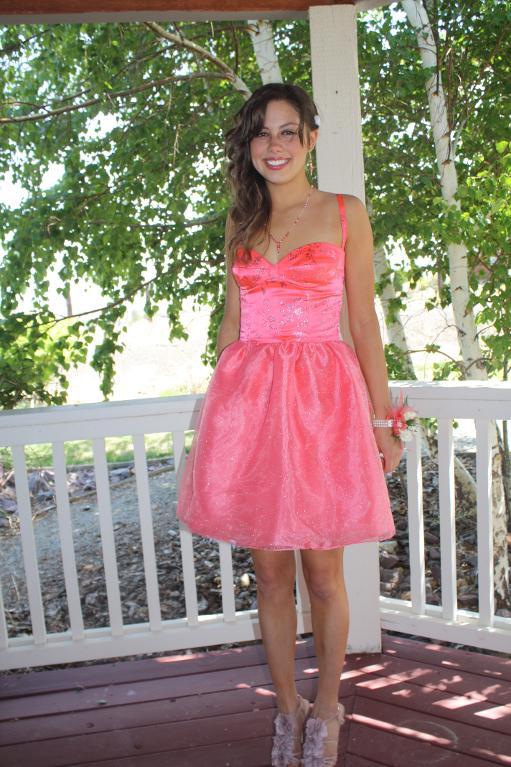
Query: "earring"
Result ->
[[307, 151, 314, 176]]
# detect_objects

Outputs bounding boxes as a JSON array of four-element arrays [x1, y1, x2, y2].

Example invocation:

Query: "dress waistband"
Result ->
[[237, 336, 342, 343]]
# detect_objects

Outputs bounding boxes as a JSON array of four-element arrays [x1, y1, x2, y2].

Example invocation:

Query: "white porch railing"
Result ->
[[0, 381, 510, 670], [379, 381, 511, 654]]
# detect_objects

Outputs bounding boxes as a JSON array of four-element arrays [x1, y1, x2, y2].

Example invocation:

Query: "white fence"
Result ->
[[0, 381, 510, 670], [379, 381, 511, 654]]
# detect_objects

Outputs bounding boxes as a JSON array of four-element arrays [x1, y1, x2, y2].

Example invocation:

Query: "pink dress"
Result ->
[[176, 193, 396, 550]]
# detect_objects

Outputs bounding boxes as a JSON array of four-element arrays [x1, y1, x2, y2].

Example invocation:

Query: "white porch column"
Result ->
[[309, 3, 383, 654]]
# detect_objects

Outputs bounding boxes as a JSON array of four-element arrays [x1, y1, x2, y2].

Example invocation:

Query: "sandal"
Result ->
[[302, 702, 345, 767], [271, 693, 312, 767]]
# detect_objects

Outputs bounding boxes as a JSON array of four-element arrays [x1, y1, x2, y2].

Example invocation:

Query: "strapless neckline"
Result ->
[[250, 240, 344, 268]]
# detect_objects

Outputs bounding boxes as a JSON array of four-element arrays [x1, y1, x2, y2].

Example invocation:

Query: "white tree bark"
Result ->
[[374, 243, 478, 501], [373, 245, 415, 379], [247, 20, 282, 83], [401, 0, 508, 603], [401, 0, 485, 379]]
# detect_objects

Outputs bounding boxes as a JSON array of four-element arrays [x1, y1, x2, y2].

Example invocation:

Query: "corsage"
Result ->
[[372, 391, 418, 442]]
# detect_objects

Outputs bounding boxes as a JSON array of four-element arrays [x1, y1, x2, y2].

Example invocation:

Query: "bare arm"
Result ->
[[343, 195, 392, 420], [216, 212, 240, 362]]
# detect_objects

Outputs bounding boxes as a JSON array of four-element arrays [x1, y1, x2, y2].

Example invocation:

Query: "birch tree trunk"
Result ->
[[401, 0, 509, 604], [247, 20, 283, 83], [373, 244, 415, 380], [374, 243, 477, 503]]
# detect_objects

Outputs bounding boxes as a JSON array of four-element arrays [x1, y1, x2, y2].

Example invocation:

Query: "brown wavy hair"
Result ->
[[224, 83, 319, 265]]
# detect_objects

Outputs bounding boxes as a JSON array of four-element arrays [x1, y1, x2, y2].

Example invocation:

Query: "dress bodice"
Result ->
[[232, 241, 345, 342]]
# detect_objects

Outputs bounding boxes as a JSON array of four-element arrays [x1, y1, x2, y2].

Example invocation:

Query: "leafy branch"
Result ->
[[0, 71, 232, 124]]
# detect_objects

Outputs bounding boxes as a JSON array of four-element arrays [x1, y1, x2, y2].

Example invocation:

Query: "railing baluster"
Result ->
[[295, 550, 311, 635], [11, 446, 47, 645], [132, 433, 162, 631], [406, 427, 425, 614], [179, 525, 199, 627], [438, 418, 457, 621], [219, 541, 236, 623], [174, 429, 199, 626], [92, 438, 124, 637], [173, 428, 186, 492], [0, 578, 8, 649], [475, 418, 494, 626], [52, 441, 85, 640]]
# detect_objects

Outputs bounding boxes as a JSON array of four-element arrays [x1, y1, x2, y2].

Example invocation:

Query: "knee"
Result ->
[[251, 550, 296, 600], [255, 566, 295, 600], [304, 571, 344, 602]]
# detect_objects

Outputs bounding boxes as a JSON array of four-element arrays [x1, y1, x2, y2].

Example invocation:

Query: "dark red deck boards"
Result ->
[[0, 632, 510, 767]]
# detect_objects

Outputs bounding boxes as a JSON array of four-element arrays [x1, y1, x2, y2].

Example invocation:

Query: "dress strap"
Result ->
[[337, 193, 347, 250]]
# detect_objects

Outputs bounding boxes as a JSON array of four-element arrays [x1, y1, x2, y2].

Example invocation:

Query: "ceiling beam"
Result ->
[[0, 0, 394, 25]]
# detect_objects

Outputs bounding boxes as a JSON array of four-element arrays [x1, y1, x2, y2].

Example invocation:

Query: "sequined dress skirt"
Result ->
[[175, 337, 396, 550]]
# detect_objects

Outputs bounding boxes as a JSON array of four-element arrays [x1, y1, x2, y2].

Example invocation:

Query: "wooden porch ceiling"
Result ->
[[2, 0, 355, 13], [0, 0, 391, 24]]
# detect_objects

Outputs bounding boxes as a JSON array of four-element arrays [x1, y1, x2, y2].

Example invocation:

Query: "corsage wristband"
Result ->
[[372, 392, 418, 442]]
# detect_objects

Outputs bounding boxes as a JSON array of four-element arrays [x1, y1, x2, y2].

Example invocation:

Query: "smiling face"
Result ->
[[249, 99, 317, 183]]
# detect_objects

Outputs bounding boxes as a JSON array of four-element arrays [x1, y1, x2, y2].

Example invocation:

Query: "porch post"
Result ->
[[309, 3, 383, 653]]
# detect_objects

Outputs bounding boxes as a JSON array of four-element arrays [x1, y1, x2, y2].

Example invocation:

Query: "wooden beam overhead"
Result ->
[[1, 0, 355, 9], [0, 0, 362, 25]]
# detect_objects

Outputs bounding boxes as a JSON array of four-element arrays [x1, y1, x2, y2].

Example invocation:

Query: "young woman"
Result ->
[[176, 82, 405, 767]]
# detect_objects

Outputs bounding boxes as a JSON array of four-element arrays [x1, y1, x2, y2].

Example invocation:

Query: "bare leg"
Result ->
[[300, 547, 349, 718], [250, 548, 300, 713]]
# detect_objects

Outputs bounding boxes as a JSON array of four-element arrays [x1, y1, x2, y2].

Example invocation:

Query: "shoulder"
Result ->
[[319, 191, 370, 236], [340, 193, 367, 216], [312, 189, 350, 223], [316, 191, 368, 217], [339, 194, 371, 240]]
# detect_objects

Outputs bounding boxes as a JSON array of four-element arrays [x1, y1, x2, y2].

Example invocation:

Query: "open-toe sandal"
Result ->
[[302, 701, 346, 767], [271, 693, 312, 767]]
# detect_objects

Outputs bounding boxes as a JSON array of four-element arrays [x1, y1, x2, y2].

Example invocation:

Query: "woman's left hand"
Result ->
[[374, 427, 404, 474]]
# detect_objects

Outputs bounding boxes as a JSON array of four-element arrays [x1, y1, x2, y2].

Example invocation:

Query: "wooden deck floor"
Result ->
[[0, 631, 510, 766]]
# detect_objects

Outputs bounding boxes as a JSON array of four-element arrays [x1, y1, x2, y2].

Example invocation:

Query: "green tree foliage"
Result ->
[[0, 3, 509, 408], [0, 22, 255, 405], [359, 1, 511, 380]]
